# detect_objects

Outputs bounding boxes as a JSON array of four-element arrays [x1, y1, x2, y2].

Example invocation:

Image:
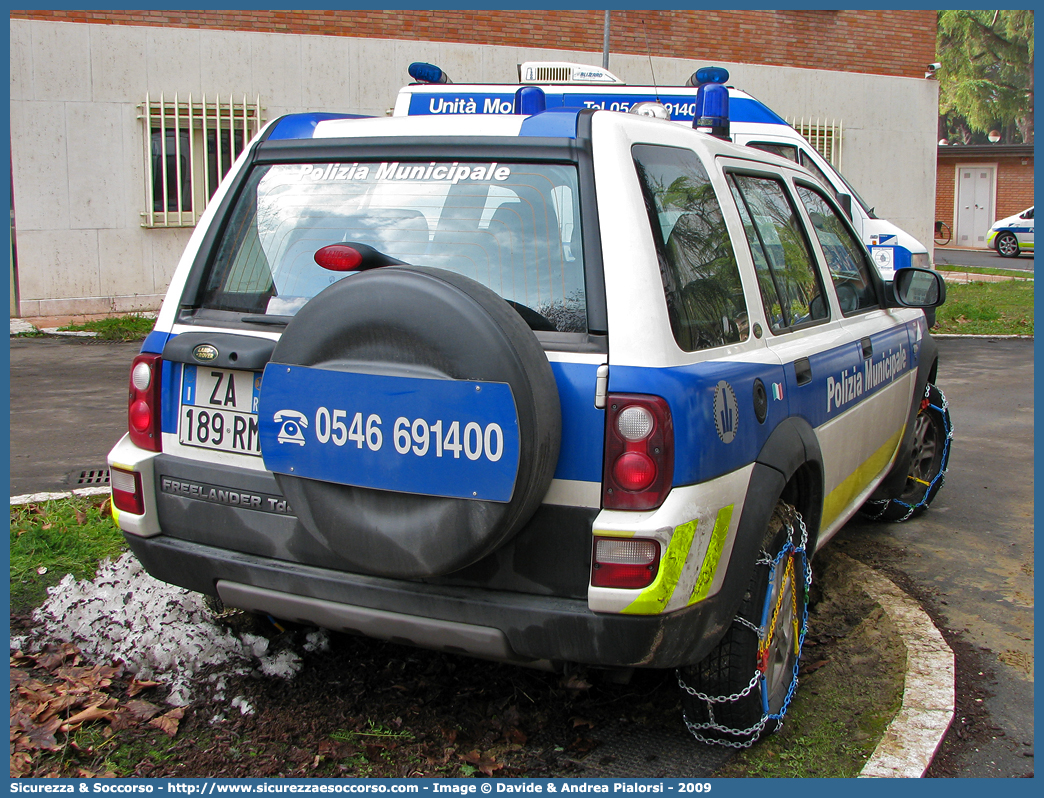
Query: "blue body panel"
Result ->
[[548, 361, 605, 484], [609, 323, 916, 487], [267, 113, 371, 141]]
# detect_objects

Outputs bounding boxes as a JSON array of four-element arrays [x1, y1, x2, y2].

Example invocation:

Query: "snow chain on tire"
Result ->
[[677, 511, 812, 748], [861, 383, 953, 523]]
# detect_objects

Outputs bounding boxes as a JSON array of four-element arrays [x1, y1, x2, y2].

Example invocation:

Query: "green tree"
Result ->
[[937, 10, 1034, 143]]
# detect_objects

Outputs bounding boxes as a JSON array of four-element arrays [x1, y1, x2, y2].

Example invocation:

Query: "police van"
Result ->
[[108, 86, 949, 746], [394, 63, 935, 287]]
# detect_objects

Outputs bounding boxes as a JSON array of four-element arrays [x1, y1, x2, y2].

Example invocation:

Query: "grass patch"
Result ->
[[714, 551, 907, 778], [10, 495, 126, 615], [936, 264, 1032, 278], [58, 314, 155, 341], [934, 279, 1034, 335]]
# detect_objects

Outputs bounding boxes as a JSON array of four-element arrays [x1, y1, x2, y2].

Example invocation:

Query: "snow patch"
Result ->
[[31, 553, 306, 705], [231, 696, 255, 716]]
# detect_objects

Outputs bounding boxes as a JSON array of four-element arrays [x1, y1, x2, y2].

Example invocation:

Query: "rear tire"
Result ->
[[861, 383, 951, 522], [678, 502, 810, 746]]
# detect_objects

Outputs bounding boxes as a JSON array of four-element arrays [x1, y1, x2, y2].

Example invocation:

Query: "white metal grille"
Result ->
[[139, 93, 264, 228], [786, 117, 843, 169], [535, 66, 571, 82]]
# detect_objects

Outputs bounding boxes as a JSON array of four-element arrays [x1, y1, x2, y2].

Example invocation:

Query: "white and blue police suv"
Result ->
[[108, 86, 950, 746]]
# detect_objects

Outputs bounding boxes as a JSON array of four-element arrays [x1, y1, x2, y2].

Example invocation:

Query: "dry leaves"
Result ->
[[9, 643, 182, 778], [459, 749, 503, 776]]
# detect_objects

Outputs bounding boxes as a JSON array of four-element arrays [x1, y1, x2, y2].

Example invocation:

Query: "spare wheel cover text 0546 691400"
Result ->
[[257, 267, 562, 578]]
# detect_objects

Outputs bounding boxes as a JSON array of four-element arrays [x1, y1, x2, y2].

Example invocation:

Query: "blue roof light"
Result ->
[[514, 86, 546, 115], [693, 66, 730, 86], [693, 82, 730, 141], [408, 62, 450, 84]]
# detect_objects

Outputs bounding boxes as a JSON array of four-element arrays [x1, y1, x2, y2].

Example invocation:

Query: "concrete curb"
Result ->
[[833, 554, 956, 778], [10, 487, 111, 506]]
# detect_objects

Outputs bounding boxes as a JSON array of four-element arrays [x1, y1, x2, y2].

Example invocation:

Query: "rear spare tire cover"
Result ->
[[259, 267, 561, 578]]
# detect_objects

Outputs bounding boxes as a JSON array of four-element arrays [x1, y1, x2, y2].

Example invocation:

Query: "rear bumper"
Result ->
[[125, 532, 733, 669]]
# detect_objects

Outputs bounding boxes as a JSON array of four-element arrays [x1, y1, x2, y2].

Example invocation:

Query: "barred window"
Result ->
[[139, 93, 264, 228], [785, 117, 843, 168]]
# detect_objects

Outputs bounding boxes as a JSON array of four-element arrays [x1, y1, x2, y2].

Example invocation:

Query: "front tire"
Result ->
[[861, 383, 951, 523], [996, 231, 1020, 258], [678, 502, 810, 747]]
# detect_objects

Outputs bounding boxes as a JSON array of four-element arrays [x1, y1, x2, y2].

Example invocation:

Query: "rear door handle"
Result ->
[[861, 337, 873, 360], [795, 358, 812, 386]]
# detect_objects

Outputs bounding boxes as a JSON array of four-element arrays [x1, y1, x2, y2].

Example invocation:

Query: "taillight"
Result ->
[[128, 354, 162, 452], [602, 394, 673, 510], [591, 537, 660, 588], [110, 467, 144, 515]]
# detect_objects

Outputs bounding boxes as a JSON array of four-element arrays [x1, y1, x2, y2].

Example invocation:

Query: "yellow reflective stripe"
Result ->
[[821, 424, 904, 529], [688, 505, 734, 605], [621, 518, 698, 615]]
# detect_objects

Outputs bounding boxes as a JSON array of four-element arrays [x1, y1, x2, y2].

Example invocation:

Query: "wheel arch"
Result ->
[[706, 417, 824, 641]]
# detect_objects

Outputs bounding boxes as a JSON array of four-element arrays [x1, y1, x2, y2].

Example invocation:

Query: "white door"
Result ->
[[956, 165, 995, 248]]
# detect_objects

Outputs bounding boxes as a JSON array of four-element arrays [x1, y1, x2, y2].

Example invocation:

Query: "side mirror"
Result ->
[[837, 193, 853, 220], [892, 267, 946, 308]]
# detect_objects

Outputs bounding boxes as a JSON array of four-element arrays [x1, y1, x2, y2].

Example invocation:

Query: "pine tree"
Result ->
[[937, 10, 1034, 143]]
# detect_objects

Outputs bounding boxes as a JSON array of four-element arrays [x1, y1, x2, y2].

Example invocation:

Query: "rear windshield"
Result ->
[[196, 160, 587, 332]]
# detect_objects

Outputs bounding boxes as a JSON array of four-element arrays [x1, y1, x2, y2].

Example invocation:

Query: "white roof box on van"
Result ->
[[518, 62, 625, 85]]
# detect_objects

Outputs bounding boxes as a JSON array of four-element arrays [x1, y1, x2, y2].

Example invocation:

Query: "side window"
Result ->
[[632, 144, 749, 351], [797, 150, 839, 200], [728, 173, 828, 333], [796, 184, 880, 315], [747, 142, 798, 163]]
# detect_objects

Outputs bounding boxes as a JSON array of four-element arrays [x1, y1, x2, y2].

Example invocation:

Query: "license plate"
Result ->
[[179, 366, 262, 456]]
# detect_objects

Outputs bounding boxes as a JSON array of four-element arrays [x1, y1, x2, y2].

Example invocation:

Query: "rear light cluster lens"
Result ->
[[128, 354, 163, 452], [110, 467, 144, 515], [602, 394, 674, 511], [591, 537, 661, 588]]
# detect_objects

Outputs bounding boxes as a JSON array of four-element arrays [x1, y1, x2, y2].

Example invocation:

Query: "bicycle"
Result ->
[[934, 220, 952, 246]]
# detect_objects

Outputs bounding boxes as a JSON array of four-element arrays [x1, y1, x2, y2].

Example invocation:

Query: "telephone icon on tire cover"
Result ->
[[274, 410, 308, 445]]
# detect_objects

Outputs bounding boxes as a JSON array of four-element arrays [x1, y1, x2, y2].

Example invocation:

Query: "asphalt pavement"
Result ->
[[838, 337, 1034, 776], [9, 337, 140, 496], [935, 245, 1034, 272]]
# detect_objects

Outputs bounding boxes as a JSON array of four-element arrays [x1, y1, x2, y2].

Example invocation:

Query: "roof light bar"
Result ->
[[408, 62, 451, 84], [514, 86, 546, 116]]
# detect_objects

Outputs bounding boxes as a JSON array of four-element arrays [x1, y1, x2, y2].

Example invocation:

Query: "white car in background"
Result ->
[[987, 206, 1034, 258]]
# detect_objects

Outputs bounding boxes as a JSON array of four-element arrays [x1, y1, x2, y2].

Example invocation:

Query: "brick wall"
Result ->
[[936, 154, 1035, 232], [9, 9, 937, 79]]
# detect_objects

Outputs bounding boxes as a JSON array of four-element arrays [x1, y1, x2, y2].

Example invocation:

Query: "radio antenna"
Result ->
[[641, 20, 660, 101]]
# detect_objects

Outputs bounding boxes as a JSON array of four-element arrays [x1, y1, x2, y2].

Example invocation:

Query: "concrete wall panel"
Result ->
[[17, 229, 100, 300], [99, 228, 151, 296], [300, 35, 353, 111], [11, 101, 70, 233], [145, 27, 201, 95], [10, 19, 33, 101], [29, 21, 90, 102], [66, 103, 125, 230], [89, 24, 147, 103]]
